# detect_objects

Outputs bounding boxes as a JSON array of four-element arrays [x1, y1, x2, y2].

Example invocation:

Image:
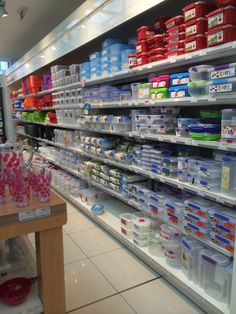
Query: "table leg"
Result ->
[[36, 227, 65, 314]]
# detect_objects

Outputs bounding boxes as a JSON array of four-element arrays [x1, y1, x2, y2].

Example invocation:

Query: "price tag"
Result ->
[[35, 207, 51, 218], [160, 177, 165, 183], [185, 53, 192, 60], [191, 140, 198, 146], [198, 49, 206, 56], [169, 57, 176, 63], [198, 190, 205, 197], [191, 97, 198, 103], [171, 138, 176, 143], [218, 142, 228, 151], [18, 210, 35, 222]]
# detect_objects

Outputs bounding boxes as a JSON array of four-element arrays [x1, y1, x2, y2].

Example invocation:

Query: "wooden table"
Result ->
[[0, 191, 67, 314]]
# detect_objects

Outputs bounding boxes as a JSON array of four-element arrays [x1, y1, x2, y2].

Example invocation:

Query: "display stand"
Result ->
[[0, 191, 67, 314]]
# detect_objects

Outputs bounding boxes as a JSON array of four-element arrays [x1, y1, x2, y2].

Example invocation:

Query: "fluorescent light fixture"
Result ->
[[80, 24, 86, 29], [51, 46, 56, 51], [0, 1, 8, 18], [40, 55, 45, 58], [25, 63, 30, 68], [66, 18, 79, 30]]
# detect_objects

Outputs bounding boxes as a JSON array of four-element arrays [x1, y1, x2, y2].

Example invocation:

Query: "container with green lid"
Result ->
[[150, 88, 169, 99]]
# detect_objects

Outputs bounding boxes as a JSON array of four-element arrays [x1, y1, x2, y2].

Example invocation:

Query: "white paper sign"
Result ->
[[18, 210, 35, 222]]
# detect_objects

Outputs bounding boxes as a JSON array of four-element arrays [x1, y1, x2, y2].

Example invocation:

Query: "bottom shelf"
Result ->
[[52, 186, 229, 314]]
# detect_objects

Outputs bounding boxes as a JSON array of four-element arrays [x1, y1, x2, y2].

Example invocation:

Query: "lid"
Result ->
[[181, 236, 204, 250], [185, 17, 207, 26], [223, 155, 236, 162], [207, 5, 236, 18], [166, 48, 185, 56], [189, 64, 212, 73], [165, 15, 184, 25], [160, 223, 181, 237], [200, 249, 231, 265], [185, 34, 206, 42], [207, 24, 236, 34], [168, 32, 186, 39], [137, 26, 154, 32], [170, 72, 189, 78], [150, 74, 170, 82], [133, 217, 151, 228], [167, 40, 185, 47], [183, 1, 213, 11], [167, 25, 185, 33], [184, 197, 218, 210]]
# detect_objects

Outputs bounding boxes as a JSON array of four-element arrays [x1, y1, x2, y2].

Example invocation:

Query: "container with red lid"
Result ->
[[207, 24, 236, 47], [128, 54, 137, 68], [165, 16, 184, 29], [183, 1, 216, 22], [137, 26, 155, 40], [166, 49, 185, 58], [167, 25, 185, 35], [148, 55, 166, 63], [167, 32, 186, 43], [147, 34, 165, 46], [185, 34, 207, 52], [185, 18, 208, 37], [207, 6, 236, 30], [148, 47, 166, 57], [215, 0, 236, 7], [167, 41, 185, 51], [136, 53, 149, 66], [136, 40, 149, 54], [154, 16, 169, 31]]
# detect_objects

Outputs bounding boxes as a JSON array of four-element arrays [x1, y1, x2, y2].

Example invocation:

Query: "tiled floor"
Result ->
[[29, 201, 205, 314]]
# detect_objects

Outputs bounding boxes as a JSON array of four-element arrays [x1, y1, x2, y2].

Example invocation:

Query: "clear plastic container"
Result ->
[[164, 240, 182, 267], [221, 109, 236, 141], [206, 77, 236, 95], [177, 170, 188, 182], [181, 237, 204, 284], [209, 208, 236, 232], [208, 62, 236, 80], [210, 231, 234, 253], [221, 156, 236, 196], [162, 167, 177, 178], [197, 178, 221, 192], [189, 65, 212, 81], [211, 223, 235, 242], [183, 220, 209, 239], [148, 231, 164, 257], [133, 217, 150, 232], [177, 157, 189, 170], [162, 157, 178, 168], [199, 249, 231, 301], [184, 210, 210, 229], [133, 230, 149, 241], [121, 226, 133, 239], [133, 238, 149, 247], [188, 80, 207, 96], [120, 213, 137, 229]]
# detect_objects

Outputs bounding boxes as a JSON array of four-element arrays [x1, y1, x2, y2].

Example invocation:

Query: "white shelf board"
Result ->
[[26, 136, 236, 207], [52, 185, 229, 314]]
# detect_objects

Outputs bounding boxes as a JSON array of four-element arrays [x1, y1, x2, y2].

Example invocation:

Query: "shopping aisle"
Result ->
[[51, 202, 204, 314]]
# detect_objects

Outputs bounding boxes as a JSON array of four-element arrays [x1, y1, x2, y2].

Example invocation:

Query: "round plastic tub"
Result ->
[[136, 53, 149, 66], [207, 6, 236, 30], [188, 80, 207, 96], [167, 41, 185, 51], [167, 33, 186, 43], [165, 15, 184, 29], [167, 25, 185, 35], [207, 24, 236, 47], [188, 64, 212, 81], [136, 40, 149, 54], [185, 34, 207, 53], [166, 49, 185, 58], [137, 26, 155, 40], [183, 1, 216, 22], [185, 17, 208, 37]]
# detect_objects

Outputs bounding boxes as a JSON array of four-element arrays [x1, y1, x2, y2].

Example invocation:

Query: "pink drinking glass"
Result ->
[[14, 177, 30, 208], [38, 169, 51, 203], [0, 171, 5, 204]]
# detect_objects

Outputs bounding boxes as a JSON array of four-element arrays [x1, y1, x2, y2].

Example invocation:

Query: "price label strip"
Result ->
[[18, 207, 51, 222]]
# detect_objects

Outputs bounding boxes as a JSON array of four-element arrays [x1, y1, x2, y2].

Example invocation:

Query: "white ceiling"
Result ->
[[0, 0, 85, 60]]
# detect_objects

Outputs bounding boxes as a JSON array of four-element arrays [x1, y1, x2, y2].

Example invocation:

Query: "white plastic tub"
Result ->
[[120, 213, 136, 229], [133, 217, 150, 232]]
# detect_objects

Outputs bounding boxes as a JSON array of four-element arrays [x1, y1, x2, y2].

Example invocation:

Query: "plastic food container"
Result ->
[[120, 213, 136, 229], [188, 80, 207, 96], [166, 49, 185, 58], [169, 85, 190, 98], [170, 72, 190, 86], [198, 178, 221, 191], [185, 18, 208, 37], [177, 170, 188, 182], [207, 24, 236, 47], [177, 157, 189, 170], [210, 231, 234, 253], [128, 54, 137, 68], [207, 6, 236, 30], [148, 55, 166, 63], [211, 223, 235, 241], [137, 26, 155, 40], [168, 25, 185, 35], [184, 198, 221, 218], [207, 77, 236, 95], [209, 62, 236, 80], [183, 2, 216, 22], [121, 226, 133, 239], [148, 47, 166, 57], [185, 34, 207, 53], [150, 75, 170, 88], [167, 33, 186, 43], [189, 64, 212, 81], [133, 237, 149, 247], [162, 167, 177, 178], [215, 0, 236, 6], [165, 16, 184, 29], [136, 53, 149, 66], [183, 220, 209, 239], [209, 208, 236, 232], [221, 156, 236, 196], [184, 210, 209, 228], [164, 240, 182, 267], [150, 88, 169, 99], [136, 40, 149, 54], [133, 230, 149, 241], [167, 41, 185, 51], [181, 237, 204, 283], [199, 249, 231, 301], [189, 124, 221, 141], [133, 217, 150, 232]]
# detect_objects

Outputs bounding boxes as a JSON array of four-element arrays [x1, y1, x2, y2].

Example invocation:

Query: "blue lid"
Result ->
[[91, 203, 105, 213], [170, 72, 189, 79], [169, 85, 189, 91]]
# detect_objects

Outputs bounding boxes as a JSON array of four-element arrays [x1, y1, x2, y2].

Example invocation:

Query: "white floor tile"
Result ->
[[69, 227, 121, 258], [65, 259, 116, 312], [91, 248, 158, 292], [63, 234, 86, 265], [121, 278, 204, 314], [69, 295, 135, 314], [64, 212, 96, 234], [67, 202, 79, 215]]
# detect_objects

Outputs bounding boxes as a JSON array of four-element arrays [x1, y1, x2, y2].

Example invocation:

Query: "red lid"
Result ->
[[215, 0, 236, 6], [185, 17, 207, 26], [183, 1, 214, 11], [136, 52, 148, 57], [137, 26, 154, 32], [165, 15, 184, 25], [167, 25, 185, 34], [185, 34, 206, 42], [207, 23, 236, 33], [168, 32, 186, 39], [206, 5, 236, 17], [148, 48, 166, 56], [166, 48, 185, 56], [135, 40, 147, 45], [128, 54, 136, 57]]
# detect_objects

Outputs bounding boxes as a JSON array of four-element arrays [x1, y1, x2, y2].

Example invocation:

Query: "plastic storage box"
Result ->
[[183, 220, 209, 239], [184, 198, 221, 218], [207, 24, 236, 47], [170, 73, 190, 86], [207, 6, 236, 30], [165, 16, 184, 29], [221, 155, 236, 196], [137, 26, 155, 40], [185, 18, 208, 37], [209, 62, 236, 79], [168, 25, 185, 35], [185, 34, 207, 52], [181, 237, 204, 283], [150, 75, 170, 88], [183, 2, 216, 22], [206, 77, 236, 95], [189, 64, 212, 81], [209, 208, 236, 232], [199, 249, 231, 301], [169, 85, 190, 98]]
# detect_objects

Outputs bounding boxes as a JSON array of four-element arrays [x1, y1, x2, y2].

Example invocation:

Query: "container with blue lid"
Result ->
[[110, 43, 129, 54], [210, 232, 234, 253], [110, 53, 121, 63], [209, 208, 236, 231], [170, 72, 190, 86], [89, 51, 101, 61], [169, 85, 190, 98], [102, 54, 110, 63], [208, 62, 236, 80], [110, 62, 121, 73], [102, 38, 122, 49]]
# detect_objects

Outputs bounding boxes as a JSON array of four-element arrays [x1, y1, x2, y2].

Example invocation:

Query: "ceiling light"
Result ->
[[0, 1, 8, 18], [25, 63, 30, 68], [81, 24, 86, 29], [51, 46, 56, 51], [40, 55, 45, 59]]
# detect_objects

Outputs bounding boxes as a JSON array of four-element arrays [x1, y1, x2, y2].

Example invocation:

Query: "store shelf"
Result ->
[[52, 185, 229, 314]]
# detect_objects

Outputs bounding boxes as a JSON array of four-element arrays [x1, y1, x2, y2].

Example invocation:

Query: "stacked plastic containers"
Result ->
[[149, 74, 170, 99], [188, 64, 212, 97], [182, 2, 215, 53], [90, 52, 101, 79], [136, 26, 155, 66], [101, 38, 121, 76], [221, 155, 236, 197], [221, 109, 236, 143], [206, 3, 236, 47], [165, 15, 185, 59], [169, 72, 190, 98], [109, 43, 130, 73], [79, 62, 91, 80]]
